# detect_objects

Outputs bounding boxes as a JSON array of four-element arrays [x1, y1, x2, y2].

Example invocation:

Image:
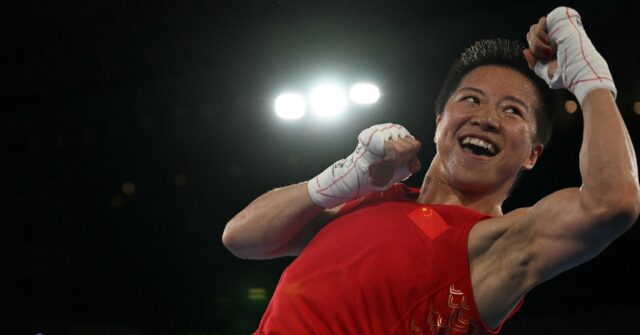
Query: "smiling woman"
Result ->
[[224, 7, 640, 334], [433, 65, 544, 198], [6, 1, 639, 334], [435, 39, 556, 149]]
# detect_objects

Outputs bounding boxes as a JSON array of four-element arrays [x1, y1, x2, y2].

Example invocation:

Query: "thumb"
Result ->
[[368, 163, 394, 187], [408, 156, 421, 173], [522, 49, 537, 70]]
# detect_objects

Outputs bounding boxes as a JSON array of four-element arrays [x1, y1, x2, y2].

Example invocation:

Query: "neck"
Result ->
[[416, 155, 510, 216]]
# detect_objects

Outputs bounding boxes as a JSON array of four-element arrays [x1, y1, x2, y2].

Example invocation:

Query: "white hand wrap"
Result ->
[[307, 123, 414, 209], [534, 6, 616, 105]]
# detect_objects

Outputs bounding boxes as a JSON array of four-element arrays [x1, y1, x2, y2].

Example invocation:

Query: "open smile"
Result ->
[[458, 135, 500, 159]]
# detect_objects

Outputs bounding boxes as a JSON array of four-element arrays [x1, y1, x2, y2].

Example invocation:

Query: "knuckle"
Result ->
[[532, 40, 545, 51], [384, 141, 398, 152], [404, 140, 417, 151], [530, 39, 540, 49], [384, 151, 398, 162]]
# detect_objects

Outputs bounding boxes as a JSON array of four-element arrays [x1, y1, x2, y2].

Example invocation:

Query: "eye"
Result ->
[[462, 96, 480, 104], [504, 106, 522, 116]]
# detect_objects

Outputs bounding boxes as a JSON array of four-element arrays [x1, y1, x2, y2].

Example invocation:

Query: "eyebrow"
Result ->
[[457, 87, 531, 111]]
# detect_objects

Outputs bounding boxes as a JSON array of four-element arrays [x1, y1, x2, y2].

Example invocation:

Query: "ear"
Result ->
[[522, 143, 544, 170]]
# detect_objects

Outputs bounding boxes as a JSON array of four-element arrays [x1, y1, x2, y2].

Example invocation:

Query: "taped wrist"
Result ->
[[534, 6, 616, 105], [307, 123, 413, 209]]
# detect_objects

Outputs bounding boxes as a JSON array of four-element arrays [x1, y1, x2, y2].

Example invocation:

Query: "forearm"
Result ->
[[222, 182, 326, 259], [222, 124, 421, 259], [579, 89, 640, 216], [531, 7, 640, 212]]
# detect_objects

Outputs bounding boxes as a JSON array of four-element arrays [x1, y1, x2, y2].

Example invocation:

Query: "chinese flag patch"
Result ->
[[408, 206, 449, 239]]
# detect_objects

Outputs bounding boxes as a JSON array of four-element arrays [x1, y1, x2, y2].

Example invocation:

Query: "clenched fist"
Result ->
[[369, 135, 421, 187], [308, 123, 422, 208]]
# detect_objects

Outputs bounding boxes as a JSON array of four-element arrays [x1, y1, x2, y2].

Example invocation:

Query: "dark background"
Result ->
[[3, 0, 640, 334]]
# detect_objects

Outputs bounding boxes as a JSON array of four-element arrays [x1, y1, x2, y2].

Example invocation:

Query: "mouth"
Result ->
[[458, 136, 499, 158]]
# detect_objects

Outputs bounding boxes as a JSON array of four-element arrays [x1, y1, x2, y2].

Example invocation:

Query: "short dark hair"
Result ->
[[434, 39, 556, 146]]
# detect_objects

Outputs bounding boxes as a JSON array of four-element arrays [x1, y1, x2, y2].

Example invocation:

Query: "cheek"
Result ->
[[506, 124, 534, 153], [434, 117, 455, 145], [433, 115, 447, 142], [437, 112, 466, 134]]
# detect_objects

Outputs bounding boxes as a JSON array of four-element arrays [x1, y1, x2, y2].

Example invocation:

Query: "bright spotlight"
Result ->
[[310, 84, 346, 118], [349, 83, 380, 104], [275, 93, 306, 120]]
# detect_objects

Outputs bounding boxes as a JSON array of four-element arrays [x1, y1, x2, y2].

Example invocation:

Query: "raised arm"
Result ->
[[222, 124, 421, 259], [523, 88, 639, 283], [471, 7, 640, 326], [520, 7, 640, 283]]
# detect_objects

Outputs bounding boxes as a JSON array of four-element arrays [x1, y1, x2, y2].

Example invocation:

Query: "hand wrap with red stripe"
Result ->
[[307, 123, 414, 209], [534, 7, 616, 105]]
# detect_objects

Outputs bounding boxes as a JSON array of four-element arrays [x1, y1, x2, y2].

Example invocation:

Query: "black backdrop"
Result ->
[[4, 1, 640, 334]]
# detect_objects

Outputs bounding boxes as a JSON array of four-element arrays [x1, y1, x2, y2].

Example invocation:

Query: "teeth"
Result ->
[[461, 137, 496, 154]]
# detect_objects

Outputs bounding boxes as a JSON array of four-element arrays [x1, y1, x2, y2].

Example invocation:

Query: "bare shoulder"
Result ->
[[467, 185, 637, 328], [468, 207, 529, 257], [467, 207, 532, 329]]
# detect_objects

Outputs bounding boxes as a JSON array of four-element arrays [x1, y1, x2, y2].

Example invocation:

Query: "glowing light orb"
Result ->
[[349, 83, 380, 104], [275, 93, 306, 120], [309, 84, 346, 118]]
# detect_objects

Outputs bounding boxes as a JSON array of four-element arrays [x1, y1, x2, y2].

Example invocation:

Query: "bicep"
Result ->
[[265, 204, 343, 258], [520, 187, 630, 285]]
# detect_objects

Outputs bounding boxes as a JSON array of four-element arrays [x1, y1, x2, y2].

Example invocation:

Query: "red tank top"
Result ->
[[254, 184, 521, 334]]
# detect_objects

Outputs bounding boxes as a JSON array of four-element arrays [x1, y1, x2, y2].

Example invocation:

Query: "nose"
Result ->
[[471, 107, 500, 133]]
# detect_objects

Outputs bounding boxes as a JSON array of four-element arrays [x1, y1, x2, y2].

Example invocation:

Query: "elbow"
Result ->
[[221, 224, 235, 253], [587, 185, 640, 230], [616, 183, 640, 227], [221, 219, 249, 259], [222, 216, 269, 260], [625, 185, 640, 227]]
